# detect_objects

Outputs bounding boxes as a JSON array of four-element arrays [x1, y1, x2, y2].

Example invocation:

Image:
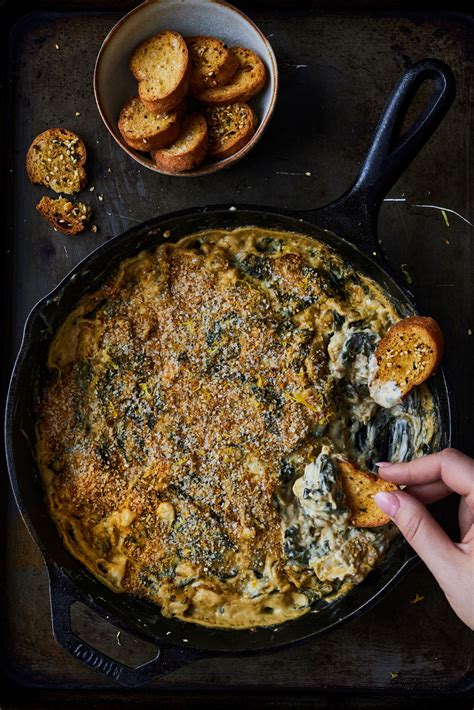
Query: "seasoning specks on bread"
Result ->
[[36, 196, 91, 235], [205, 103, 257, 160], [120, 30, 267, 170], [186, 36, 239, 93], [130, 31, 189, 113], [118, 96, 183, 151], [26, 128, 87, 194], [369, 316, 444, 408], [194, 46, 266, 105]]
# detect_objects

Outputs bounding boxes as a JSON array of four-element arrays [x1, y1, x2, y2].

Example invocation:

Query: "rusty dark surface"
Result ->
[[0, 2, 473, 706]]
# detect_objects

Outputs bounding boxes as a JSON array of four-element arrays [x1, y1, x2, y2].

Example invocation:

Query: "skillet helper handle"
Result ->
[[47, 566, 200, 686], [352, 58, 456, 207]]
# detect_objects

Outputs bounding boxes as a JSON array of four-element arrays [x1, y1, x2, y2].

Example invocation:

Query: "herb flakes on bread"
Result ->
[[368, 316, 444, 408], [36, 196, 91, 235], [130, 31, 189, 113], [337, 459, 398, 527], [26, 128, 87, 195], [204, 102, 257, 159]]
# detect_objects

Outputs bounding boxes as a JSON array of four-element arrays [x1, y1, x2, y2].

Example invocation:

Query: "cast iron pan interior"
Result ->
[[5, 59, 455, 685]]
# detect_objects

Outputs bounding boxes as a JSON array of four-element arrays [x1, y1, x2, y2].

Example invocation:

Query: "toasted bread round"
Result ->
[[151, 113, 208, 173], [369, 316, 444, 407], [26, 128, 87, 195], [204, 103, 257, 160], [186, 36, 239, 94], [36, 196, 91, 235], [337, 459, 398, 527], [130, 31, 189, 113], [118, 97, 183, 151], [194, 46, 266, 105]]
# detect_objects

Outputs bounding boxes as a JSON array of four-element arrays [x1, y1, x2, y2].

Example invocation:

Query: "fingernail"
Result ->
[[374, 492, 400, 517], [376, 461, 392, 468]]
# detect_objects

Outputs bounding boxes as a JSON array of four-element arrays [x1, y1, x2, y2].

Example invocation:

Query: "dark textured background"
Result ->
[[1, 2, 472, 706]]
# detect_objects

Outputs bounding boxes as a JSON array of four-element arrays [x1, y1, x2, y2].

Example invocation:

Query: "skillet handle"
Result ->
[[312, 59, 456, 252], [47, 565, 200, 686]]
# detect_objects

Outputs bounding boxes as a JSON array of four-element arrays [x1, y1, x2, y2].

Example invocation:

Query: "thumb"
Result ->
[[374, 490, 462, 592]]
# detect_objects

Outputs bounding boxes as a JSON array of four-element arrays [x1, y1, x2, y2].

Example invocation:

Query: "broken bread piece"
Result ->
[[194, 46, 266, 104], [186, 36, 239, 93], [130, 31, 189, 113], [118, 96, 182, 151], [204, 102, 257, 160], [151, 112, 208, 173], [368, 316, 444, 408], [26, 128, 87, 195], [36, 196, 91, 235], [337, 459, 398, 527]]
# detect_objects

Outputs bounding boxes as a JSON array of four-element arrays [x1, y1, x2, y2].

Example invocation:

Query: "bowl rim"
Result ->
[[93, 0, 279, 177]]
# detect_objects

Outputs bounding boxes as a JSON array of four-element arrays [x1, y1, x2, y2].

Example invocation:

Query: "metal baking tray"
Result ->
[[1, 1, 473, 704]]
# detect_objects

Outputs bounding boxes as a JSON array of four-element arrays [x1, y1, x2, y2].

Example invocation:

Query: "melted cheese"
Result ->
[[36, 227, 439, 629]]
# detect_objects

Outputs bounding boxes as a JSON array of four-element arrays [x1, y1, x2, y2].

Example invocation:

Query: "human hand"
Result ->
[[374, 448, 474, 630]]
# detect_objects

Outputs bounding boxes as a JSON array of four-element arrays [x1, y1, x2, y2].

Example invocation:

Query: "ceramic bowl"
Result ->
[[94, 0, 278, 177]]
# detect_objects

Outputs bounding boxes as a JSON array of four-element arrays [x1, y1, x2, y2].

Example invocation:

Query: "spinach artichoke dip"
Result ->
[[37, 227, 438, 628]]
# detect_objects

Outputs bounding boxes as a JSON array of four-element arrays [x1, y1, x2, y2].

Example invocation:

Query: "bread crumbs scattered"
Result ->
[[54, 43, 60, 50], [91, 225, 98, 233], [441, 209, 450, 227], [468, 329, 472, 336], [75, 112, 81, 117], [116, 631, 122, 646], [400, 263, 413, 284], [305, 171, 311, 176], [98, 194, 104, 202], [390, 672, 399, 680], [410, 593, 424, 604], [89, 186, 95, 191], [163, 230, 171, 238]]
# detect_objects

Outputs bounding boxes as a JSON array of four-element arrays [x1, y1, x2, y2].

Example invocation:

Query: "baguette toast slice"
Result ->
[[36, 196, 91, 235], [118, 97, 183, 151], [186, 36, 239, 93], [194, 46, 266, 105], [368, 316, 444, 408], [130, 31, 189, 113], [204, 103, 257, 160], [151, 113, 208, 173], [26, 128, 87, 195], [337, 459, 398, 527]]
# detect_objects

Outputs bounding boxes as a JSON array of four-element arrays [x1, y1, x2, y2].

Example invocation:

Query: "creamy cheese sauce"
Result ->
[[36, 227, 439, 628]]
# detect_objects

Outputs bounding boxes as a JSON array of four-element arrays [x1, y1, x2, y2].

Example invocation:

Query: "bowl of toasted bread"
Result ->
[[94, 0, 278, 176]]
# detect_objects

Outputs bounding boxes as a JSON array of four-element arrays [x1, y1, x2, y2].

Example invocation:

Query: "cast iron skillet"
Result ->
[[5, 59, 455, 686]]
